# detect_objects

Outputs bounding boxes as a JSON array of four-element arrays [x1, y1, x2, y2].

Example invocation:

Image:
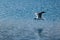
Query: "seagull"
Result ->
[[34, 11, 46, 20]]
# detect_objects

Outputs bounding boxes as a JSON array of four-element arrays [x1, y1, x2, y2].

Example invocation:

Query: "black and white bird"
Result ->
[[34, 11, 46, 20]]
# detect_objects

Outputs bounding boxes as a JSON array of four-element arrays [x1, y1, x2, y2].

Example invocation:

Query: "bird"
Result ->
[[34, 11, 46, 20]]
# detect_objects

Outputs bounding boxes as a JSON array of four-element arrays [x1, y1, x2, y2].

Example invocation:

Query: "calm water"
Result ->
[[0, 0, 60, 40]]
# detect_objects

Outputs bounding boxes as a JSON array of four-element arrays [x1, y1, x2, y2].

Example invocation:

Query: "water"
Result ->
[[0, 0, 60, 40]]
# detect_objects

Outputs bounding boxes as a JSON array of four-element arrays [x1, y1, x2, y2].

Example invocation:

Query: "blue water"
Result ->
[[0, 0, 60, 40]]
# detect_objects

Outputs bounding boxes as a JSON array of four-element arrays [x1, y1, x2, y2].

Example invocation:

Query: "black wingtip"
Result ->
[[41, 11, 46, 13]]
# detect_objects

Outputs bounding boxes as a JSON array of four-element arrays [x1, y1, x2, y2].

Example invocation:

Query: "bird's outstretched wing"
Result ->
[[40, 11, 46, 13]]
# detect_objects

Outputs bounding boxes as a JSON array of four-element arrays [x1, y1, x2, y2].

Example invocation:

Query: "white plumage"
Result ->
[[35, 13, 38, 18], [34, 11, 46, 20]]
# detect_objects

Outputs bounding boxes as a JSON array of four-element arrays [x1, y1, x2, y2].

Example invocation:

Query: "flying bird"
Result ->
[[34, 11, 46, 20]]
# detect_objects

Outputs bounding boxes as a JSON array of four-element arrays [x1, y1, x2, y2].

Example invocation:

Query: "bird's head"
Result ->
[[35, 13, 38, 15]]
